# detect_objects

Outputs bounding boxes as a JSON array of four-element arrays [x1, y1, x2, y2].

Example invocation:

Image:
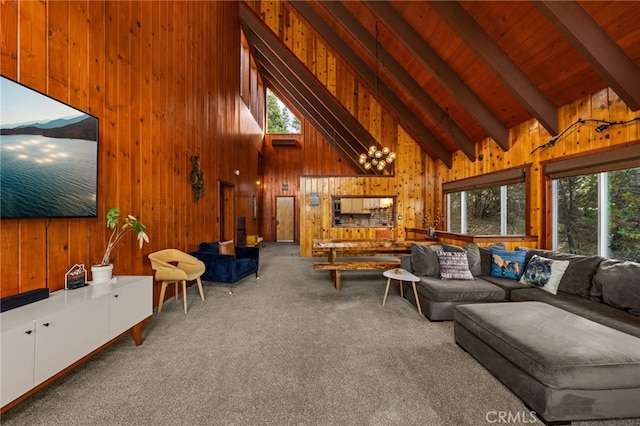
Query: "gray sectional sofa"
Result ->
[[400, 243, 640, 424]]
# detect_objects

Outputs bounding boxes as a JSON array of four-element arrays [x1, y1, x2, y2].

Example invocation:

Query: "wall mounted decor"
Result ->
[[190, 155, 205, 202]]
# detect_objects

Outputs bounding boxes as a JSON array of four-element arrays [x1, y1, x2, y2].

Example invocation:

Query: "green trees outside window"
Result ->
[[554, 167, 640, 262], [447, 183, 525, 236], [266, 89, 301, 134]]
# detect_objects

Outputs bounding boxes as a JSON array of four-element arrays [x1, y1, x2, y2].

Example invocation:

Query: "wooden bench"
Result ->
[[313, 260, 401, 290]]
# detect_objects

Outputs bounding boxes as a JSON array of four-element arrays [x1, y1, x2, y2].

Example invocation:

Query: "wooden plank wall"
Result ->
[[254, 1, 431, 246], [299, 126, 427, 257], [260, 121, 357, 242], [432, 89, 640, 249], [0, 1, 263, 300], [250, 1, 639, 256]]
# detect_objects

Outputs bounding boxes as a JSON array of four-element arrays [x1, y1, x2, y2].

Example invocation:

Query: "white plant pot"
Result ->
[[91, 264, 113, 283]]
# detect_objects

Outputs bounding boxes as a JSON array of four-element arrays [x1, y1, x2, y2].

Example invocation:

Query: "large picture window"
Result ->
[[552, 167, 640, 261], [443, 166, 529, 236], [546, 143, 640, 262]]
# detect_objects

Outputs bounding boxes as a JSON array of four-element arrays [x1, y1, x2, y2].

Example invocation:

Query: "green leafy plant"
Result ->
[[99, 206, 149, 266]]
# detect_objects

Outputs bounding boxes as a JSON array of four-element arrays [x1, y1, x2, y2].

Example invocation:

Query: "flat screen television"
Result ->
[[1, 75, 99, 219]]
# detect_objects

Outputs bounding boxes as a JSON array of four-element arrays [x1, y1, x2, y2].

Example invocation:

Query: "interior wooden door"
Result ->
[[219, 181, 235, 241], [276, 196, 295, 242]]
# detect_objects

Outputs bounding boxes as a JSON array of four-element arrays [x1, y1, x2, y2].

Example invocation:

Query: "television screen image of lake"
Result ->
[[1, 135, 98, 218]]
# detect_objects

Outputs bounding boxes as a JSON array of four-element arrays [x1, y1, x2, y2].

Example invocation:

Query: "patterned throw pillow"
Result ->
[[490, 248, 526, 280], [219, 240, 236, 257], [436, 251, 474, 280], [520, 255, 570, 295], [443, 243, 482, 276]]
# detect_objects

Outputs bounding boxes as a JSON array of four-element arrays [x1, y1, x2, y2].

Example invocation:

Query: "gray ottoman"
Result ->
[[454, 301, 640, 423], [405, 276, 505, 321]]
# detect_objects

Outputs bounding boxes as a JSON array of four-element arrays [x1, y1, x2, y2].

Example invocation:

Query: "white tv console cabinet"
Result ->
[[0, 276, 152, 412]]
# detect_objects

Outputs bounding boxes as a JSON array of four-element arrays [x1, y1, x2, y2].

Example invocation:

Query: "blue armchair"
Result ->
[[190, 242, 259, 284]]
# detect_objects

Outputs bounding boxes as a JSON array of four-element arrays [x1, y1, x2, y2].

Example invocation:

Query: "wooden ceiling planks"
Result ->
[[246, 0, 639, 167]]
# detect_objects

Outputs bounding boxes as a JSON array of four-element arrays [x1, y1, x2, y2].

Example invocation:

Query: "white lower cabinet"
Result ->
[[1, 321, 36, 407], [109, 279, 152, 339], [34, 294, 109, 385], [1, 276, 152, 409]]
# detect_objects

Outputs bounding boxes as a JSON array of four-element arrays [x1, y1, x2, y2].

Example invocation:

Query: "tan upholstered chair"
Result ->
[[148, 249, 205, 313]]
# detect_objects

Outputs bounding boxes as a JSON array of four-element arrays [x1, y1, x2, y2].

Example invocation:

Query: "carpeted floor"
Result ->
[[2, 243, 638, 426]]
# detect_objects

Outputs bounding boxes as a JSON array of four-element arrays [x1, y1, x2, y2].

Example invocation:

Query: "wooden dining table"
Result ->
[[312, 238, 439, 290]]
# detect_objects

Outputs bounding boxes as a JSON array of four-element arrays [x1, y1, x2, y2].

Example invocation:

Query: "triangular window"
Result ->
[[266, 88, 301, 134]]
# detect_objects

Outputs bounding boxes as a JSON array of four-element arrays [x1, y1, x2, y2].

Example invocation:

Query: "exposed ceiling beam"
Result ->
[[304, 0, 459, 163], [533, 1, 640, 111], [239, 3, 389, 174], [427, 0, 559, 136], [259, 63, 370, 173], [364, 0, 510, 151], [253, 46, 372, 174]]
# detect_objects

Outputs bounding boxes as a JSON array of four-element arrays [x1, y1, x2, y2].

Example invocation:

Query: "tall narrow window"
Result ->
[[240, 30, 250, 106]]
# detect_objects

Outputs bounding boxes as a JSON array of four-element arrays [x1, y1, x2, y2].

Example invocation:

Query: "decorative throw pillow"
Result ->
[[436, 251, 474, 280], [490, 248, 526, 280], [411, 244, 442, 276], [443, 243, 482, 276], [519, 255, 570, 295], [219, 240, 236, 256], [479, 242, 506, 275]]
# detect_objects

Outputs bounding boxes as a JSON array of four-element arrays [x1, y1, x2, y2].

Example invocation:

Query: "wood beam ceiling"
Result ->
[[259, 65, 367, 173], [305, 1, 460, 164], [239, 3, 381, 174], [364, 0, 510, 151], [427, 0, 559, 136], [533, 1, 640, 111]]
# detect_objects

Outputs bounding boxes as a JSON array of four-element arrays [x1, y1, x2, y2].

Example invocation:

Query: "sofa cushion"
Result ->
[[545, 252, 603, 298], [411, 244, 442, 276], [436, 251, 473, 280], [416, 276, 504, 303], [454, 301, 640, 390], [511, 287, 640, 338], [519, 255, 569, 295], [517, 248, 549, 265], [198, 242, 219, 254], [479, 242, 506, 276], [443, 243, 482, 276], [490, 248, 526, 280], [591, 259, 640, 316], [480, 275, 530, 299]]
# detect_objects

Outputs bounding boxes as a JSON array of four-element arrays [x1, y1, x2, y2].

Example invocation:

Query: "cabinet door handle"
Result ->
[[113, 294, 119, 298], [25, 330, 33, 335], [42, 322, 50, 327]]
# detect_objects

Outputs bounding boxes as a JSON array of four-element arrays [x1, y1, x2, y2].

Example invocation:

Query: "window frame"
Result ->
[[545, 141, 640, 257], [442, 164, 532, 237], [265, 87, 302, 135], [540, 140, 640, 248]]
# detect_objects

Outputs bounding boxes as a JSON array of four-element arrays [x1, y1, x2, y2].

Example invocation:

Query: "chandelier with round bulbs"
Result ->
[[358, 145, 396, 171]]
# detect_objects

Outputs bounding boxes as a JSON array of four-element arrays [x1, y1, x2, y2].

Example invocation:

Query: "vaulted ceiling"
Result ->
[[240, 1, 640, 173]]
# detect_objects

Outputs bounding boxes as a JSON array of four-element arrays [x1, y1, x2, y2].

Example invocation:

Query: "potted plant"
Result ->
[[92, 206, 149, 283]]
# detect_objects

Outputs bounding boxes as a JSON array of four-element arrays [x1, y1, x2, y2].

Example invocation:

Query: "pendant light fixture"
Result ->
[[358, 21, 395, 172]]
